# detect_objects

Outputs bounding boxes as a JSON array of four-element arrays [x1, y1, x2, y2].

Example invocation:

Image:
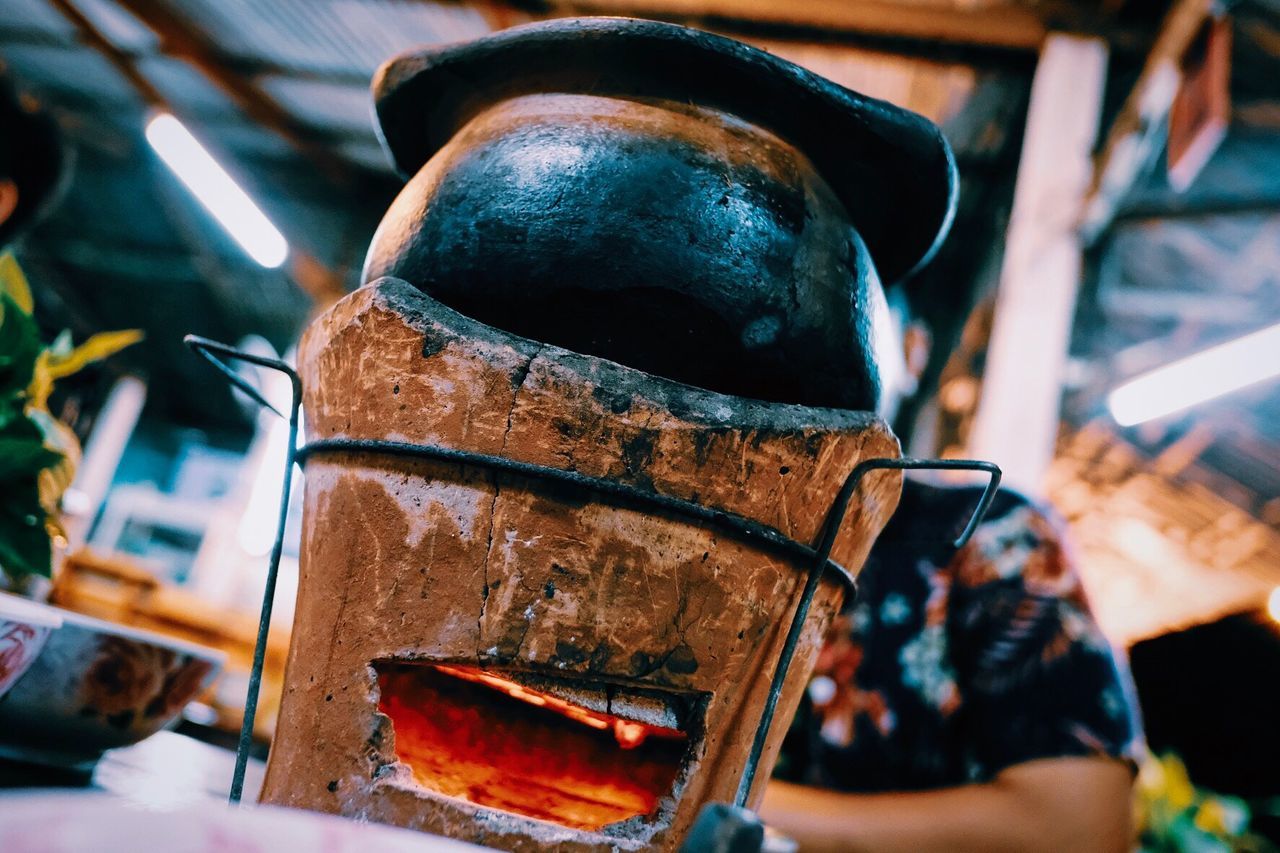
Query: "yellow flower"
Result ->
[[1158, 753, 1196, 812], [1196, 799, 1230, 835]]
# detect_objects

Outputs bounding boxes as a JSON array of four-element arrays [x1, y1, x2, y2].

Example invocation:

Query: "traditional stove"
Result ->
[[260, 278, 906, 850], [185, 17, 999, 853]]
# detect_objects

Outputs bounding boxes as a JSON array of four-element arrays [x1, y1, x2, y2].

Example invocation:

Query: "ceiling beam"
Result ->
[[1079, 0, 1218, 243], [967, 34, 1110, 494], [0, 24, 371, 85], [552, 0, 1050, 51]]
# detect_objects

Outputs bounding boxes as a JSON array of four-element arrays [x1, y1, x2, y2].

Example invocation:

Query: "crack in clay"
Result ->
[[509, 603, 536, 661], [477, 344, 545, 663], [477, 484, 500, 665], [626, 580, 704, 679]]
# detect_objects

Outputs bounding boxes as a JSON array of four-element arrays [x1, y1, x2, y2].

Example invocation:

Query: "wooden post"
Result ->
[[1079, 0, 1216, 242], [967, 34, 1108, 494]]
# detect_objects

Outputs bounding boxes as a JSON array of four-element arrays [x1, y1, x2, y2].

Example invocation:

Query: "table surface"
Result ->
[[0, 731, 265, 809], [0, 737, 497, 853], [0, 732, 800, 852]]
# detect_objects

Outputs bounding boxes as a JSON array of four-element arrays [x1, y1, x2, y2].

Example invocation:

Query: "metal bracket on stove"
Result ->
[[185, 335, 1001, 816], [731, 456, 1001, 809], [185, 335, 301, 805]]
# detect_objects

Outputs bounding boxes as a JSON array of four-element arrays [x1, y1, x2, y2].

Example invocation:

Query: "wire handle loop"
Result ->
[[184, 334, 300, 420], [184, 335, 302, 805], [733, 456, 1001, 807]]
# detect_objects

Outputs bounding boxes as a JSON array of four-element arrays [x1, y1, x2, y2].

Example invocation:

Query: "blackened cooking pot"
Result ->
[[364, 17, 957, 411]]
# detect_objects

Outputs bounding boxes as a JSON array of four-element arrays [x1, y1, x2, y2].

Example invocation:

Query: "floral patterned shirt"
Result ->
[[776, 479, 1144, 791]]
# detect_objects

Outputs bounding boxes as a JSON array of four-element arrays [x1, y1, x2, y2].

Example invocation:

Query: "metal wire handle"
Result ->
[[185, 335, 301, 805], [185, 335, 1001, 814], [731, 456, 1001, 807]]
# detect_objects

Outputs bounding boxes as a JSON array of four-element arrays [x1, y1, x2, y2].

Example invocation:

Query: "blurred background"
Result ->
[[1, 0, 1277, 842]]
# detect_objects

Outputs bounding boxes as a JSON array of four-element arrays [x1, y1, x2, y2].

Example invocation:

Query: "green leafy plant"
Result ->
[[0, 253, 141, 581]]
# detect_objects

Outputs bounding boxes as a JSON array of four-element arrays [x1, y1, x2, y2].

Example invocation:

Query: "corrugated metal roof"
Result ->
[[259, 76, 374, 134], [165, 0, 490, 77], [0, 0, 78, 41], [190, 118, 297, 161]]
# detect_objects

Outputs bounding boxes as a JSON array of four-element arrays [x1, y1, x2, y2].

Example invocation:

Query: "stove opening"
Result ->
[[375, 662, 692, 831]]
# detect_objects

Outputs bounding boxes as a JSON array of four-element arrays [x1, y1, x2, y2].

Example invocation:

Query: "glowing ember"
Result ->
[[376, 663, 690, 830], [431, 664, 682, 750], [613, 720, 649, 749]]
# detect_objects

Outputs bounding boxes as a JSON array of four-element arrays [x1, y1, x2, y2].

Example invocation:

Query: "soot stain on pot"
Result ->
[[627, 642, 698, 679], [589, 642, 614, 671], [365, 93, 884, 411], [689, 427, 731, 466], [420, 334, 445, 360], [620, 432, 658, 479], [554, 641, 590, 666], [665, 644, 699, 675], [106, 709, 135, 729], [629, 650, 657, 677], [527, 487, 591, 514], [591, 384, 633, 414]]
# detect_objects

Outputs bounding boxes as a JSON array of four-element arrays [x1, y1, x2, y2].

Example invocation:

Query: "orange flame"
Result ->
[[376, 663, 689, 830]]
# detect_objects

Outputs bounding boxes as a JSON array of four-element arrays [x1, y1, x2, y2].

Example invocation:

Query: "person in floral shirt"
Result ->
[[761, 290, 1144, 851]]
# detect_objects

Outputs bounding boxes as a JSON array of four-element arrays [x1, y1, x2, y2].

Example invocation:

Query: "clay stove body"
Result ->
[[259, 16, 961, 852], [261, 279, 901, 850]]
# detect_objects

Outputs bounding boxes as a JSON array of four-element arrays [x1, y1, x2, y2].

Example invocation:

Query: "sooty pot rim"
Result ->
[[371, 16, 958, 287]]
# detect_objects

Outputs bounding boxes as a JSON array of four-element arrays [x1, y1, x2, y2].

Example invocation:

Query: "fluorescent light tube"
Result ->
[[1108, 322, 1280, 426], [145, 112, 289, 269]]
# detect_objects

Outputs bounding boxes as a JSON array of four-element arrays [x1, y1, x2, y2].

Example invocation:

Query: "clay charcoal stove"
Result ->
[[259, 278, 905, 851], [241, 17, 968, 853]]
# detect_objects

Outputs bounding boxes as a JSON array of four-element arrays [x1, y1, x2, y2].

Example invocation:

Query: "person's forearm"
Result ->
[[759, 757, 1132, 853], [761, 777, 1039, 853]]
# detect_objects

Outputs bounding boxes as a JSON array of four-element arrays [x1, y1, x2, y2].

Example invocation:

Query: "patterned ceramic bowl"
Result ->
[[0, 607, 225, 769], [0, 594, 62, 700]]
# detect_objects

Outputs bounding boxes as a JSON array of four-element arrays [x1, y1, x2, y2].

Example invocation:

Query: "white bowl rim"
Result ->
[[44, 604, 228, 664], [0, 592, 64, 629]]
